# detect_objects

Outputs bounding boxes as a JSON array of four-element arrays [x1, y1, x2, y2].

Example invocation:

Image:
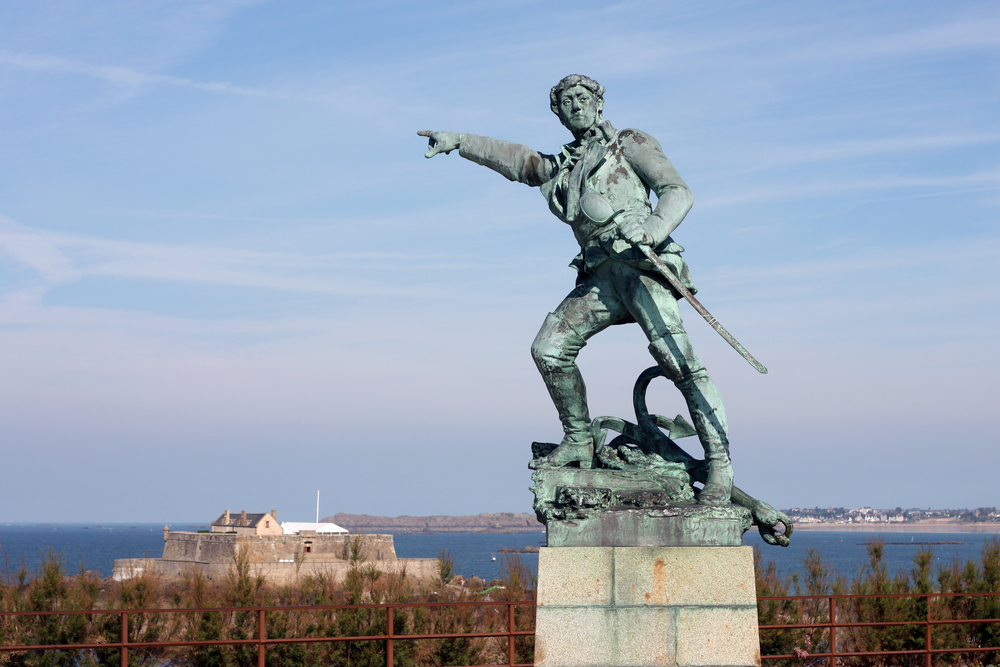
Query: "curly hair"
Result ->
[[549, 75, 605, 116]]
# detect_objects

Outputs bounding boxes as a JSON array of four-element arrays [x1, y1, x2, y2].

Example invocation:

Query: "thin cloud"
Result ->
[[701, 168, 1000, 208], [0, 216, 80, 283], [700, 235, 1000, 289], [719, 134, 1000, 175], [0, 214, 508, 299], [793, 13, 1000, 61], [0, 49, 336, 104]]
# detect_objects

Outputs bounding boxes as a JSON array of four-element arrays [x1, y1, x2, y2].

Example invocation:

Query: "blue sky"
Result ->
[[1, 1, 998, 523]]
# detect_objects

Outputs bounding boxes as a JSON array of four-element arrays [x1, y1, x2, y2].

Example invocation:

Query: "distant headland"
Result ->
[[323, 508, 1000, 535], [323, 513, 543, 534]]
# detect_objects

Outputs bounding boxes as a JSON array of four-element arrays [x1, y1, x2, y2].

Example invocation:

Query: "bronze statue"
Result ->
[[420, 75, 745, 506]]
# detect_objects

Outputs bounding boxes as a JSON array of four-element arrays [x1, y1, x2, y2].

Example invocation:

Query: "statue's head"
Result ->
[[550, 75, 605, 136]]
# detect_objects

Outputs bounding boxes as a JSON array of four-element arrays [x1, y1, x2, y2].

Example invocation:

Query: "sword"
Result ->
[[634, 243, 767, 374], [580, 191, 767, 374]]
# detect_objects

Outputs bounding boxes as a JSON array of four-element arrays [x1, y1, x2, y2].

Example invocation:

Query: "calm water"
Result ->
[[2, 523, 997, 584], [0, 523, 181, 579], [745, 529, 1000, 584], [0, 523, 545, 581]]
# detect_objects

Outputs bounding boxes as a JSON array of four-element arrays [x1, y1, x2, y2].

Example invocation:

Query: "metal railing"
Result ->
[[0, 599, 535, 667], [5, 592, 1000, 666], [759, 591, 1000, 666]]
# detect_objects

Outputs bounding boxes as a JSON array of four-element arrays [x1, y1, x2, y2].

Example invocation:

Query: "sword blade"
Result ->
[[637, 244, 768, 374]]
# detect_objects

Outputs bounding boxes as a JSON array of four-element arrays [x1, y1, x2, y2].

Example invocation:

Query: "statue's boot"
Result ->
[[529, 313, 595, 470], [699, 456, 734, 505], [649, 334, 732, 504]]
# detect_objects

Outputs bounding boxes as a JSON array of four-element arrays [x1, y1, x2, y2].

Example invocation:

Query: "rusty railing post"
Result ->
[[828, 596, 836, 667], [258, 608, 266, 667], [508, 602, 516, 666], [121, 611, 128, 667], [925, 594, 932, 667], [386, 605, 394, 667]]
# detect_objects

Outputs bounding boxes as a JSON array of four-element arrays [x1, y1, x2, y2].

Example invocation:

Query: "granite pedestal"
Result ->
[[531, 468, 761, 667], [534, 545, 760, 667]]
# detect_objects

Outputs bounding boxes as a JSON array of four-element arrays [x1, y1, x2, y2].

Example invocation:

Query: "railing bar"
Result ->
[[374, 630, 538, 639], [0, 629, 540, 653], [258, 608, 266, 667], [120, 611, 128, 667], [756, 592, 1000, 604], [0, 644, 536, 667], [764, 646, 1000, 659], [4, 638, 997, 660], [0, 599, 536, 616], [761, 620, 937, 630], [927, 646, 1000, 655], [829, 596, 836, 667], [0, 638, 285, 652], [257, 629, 535, 644], [759, 617, 1000, 630], [2, 643, 127, 651], [387, 605, 394, 667], [508, 601, 516, 667], [757, 591, 1000, 601], [94, 638, 262, 648], [925, 592, 932, 667]]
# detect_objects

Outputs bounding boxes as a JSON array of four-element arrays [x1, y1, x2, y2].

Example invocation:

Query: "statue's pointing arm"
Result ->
[[418, 131, 555, 187], [620, 130, 694, 247]]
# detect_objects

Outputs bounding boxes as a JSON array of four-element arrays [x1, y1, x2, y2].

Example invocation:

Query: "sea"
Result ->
[[1, 523, 998, 585]]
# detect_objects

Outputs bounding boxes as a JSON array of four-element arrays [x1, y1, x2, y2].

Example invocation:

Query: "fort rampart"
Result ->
[[112, 531, 437, 585], [161, 530, 396, 563]]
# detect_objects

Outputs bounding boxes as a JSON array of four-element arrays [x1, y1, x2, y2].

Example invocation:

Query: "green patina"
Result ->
[[529, 367, 791, 547], [420, 75, 790, 547]]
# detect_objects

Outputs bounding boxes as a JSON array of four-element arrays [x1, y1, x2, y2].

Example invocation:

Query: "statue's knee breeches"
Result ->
[[648, 333, 706, 384], [649, 332, 729, 454], [531, 312, 587, 374]]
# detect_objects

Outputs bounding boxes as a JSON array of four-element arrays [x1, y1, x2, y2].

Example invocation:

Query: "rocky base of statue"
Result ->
[[530, 367, 793, 548], [531, 466, 752, 547]]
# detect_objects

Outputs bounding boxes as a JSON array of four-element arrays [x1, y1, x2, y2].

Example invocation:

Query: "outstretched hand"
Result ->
[[418, 130, 461, 158]]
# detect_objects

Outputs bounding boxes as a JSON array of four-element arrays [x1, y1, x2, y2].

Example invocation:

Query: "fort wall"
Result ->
[[113, 531, 432, 584], [113, 556, 438, 586], [160, 531, 396, 563]]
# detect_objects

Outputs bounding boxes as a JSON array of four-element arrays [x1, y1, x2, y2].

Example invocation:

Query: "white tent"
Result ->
[[281, 521, 348, 535]]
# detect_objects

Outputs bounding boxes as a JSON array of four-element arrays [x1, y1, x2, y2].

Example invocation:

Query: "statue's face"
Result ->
[[557, 85, 602, 135]]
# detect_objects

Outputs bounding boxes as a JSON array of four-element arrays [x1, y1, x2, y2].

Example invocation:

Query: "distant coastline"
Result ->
[[325, 512, 1000, 536], [790, 522, 1000, 533], [324, 512, 544, 534]]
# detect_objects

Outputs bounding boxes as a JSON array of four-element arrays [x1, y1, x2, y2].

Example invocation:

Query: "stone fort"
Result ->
[[112, 508, 438, 584]]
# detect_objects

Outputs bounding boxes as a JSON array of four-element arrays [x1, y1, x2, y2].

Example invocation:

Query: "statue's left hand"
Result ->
[[618, 217, 654, 246], [418, 130, 462, 158], [753, 505, 793, 547]]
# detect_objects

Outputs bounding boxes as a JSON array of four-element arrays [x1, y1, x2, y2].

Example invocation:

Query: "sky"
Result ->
[[1, 0, 998, 523]]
